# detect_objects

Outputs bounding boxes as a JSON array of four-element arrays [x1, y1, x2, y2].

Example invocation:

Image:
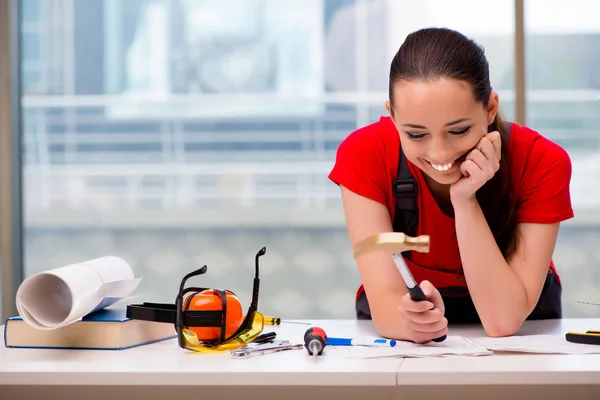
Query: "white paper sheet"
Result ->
[[471, 334, 600, 354], [15, 256, 142, 330], [333, 336, 492, 359]]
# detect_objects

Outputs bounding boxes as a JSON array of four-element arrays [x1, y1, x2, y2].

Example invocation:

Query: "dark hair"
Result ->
[[389, 27, 518, 260]]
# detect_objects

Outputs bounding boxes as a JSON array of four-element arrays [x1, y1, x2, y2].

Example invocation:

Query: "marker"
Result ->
[[326, 336, 397, 347]]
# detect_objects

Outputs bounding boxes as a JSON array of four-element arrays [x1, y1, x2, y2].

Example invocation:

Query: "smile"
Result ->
[[427, 160, 456, 172]]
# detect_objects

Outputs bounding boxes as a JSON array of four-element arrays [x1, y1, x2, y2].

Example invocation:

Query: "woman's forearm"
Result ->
[[453, 198, 529, 336], [368, 290, 410, 340]]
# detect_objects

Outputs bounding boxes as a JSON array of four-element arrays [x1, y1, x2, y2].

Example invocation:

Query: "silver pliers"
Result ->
[[230, 340, 304, 358]]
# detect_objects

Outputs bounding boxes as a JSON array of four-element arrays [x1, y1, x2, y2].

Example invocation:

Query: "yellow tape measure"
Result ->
[[565, 330, 600, 345]]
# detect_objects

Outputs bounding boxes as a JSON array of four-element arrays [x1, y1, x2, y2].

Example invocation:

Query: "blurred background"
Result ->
[[2, 0, 599, 321]]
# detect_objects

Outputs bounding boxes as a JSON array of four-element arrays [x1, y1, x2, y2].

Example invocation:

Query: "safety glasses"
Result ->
[[126, 247, 267, 353], [175, 247, 266, 352]]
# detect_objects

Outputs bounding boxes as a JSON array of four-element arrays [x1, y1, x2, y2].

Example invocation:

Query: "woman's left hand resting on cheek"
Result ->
[[450, 130, 501, 206]]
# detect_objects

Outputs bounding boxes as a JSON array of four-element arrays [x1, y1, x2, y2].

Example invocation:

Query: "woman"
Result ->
[[328, 27, 574, 342]]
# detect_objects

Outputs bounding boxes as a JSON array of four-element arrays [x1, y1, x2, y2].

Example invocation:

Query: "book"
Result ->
[[3, 308, 177, 350]]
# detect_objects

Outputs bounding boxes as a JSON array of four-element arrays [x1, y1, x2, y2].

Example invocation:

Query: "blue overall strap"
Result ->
[[392, 146, 419, 241]]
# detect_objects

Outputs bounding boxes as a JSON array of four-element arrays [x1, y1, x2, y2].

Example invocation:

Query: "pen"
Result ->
[[326, 336, 397, 347]]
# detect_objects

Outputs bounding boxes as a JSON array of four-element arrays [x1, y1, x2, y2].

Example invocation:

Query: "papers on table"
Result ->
[[15, 256, 142, 330], [334, 334, 600, 359], [471, 335, 600, 355], [334, 336, 492, 359]]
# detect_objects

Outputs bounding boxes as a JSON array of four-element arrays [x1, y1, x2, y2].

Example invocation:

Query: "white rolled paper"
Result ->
[[15, 256, 142, 330]]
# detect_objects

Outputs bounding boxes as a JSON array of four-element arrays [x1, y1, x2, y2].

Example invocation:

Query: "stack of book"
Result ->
[[3, 308, 176, 350]]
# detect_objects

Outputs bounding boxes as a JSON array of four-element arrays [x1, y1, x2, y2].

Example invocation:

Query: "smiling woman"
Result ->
[[388, 76, 508, 221], [392, 80, 493, 174], [329, 27, 574, 343]]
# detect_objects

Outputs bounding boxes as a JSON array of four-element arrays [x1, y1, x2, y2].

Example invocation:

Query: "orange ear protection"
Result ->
[[125, 247, 268, 347], [182, 289, 244, 343]]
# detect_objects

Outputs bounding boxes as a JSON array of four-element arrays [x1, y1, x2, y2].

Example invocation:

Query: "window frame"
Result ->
[[0, 0, 24, 321]]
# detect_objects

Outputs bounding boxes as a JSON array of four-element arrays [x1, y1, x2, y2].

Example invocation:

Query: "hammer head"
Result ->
[[353, 232, 430, 259]]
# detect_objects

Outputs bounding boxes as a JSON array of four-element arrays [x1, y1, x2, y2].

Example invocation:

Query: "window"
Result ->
[[525, 0, 600, 317], [18, 0, 515, 320]]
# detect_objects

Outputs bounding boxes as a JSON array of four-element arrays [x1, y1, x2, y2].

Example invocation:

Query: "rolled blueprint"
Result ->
[[15, 256, 142, 330]]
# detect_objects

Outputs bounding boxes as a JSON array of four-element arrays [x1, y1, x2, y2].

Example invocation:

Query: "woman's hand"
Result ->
[[397, 280, 448, 343], [450, 131, 502, 206]]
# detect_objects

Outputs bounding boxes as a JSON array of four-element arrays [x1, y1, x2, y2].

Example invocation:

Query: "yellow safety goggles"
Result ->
[[127, 247, 268, 353], [179, 311, 265, 352]]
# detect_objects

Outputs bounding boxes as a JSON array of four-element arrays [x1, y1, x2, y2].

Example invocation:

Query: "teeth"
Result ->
[[430, 161, 454, 172]]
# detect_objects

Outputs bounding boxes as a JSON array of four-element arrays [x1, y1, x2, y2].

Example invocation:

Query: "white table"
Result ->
[[0, 319, 402, 400], [397, 318, 600, 399], [2, 318, 600, 400]]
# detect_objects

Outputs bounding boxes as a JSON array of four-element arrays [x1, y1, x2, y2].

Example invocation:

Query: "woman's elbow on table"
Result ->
[[483, 322, 520, 338], [374, 319, 405, 341], [481, 314, 525, 337], [366, 295, 407, 340]]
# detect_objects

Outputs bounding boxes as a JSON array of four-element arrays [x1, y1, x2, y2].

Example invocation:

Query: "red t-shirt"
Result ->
[[329, 116, 574, 293]]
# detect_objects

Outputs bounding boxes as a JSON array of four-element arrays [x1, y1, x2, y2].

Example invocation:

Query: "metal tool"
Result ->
[[230, 341, 304, 358], [353, 232, 445, 343], [577, 301, 600, 307], [392, 251, 446, 342], [566, 330, 600, 345], [304, 327, 327, 359], [264, 316, 311, 326], [253, 331, 277, 344]]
